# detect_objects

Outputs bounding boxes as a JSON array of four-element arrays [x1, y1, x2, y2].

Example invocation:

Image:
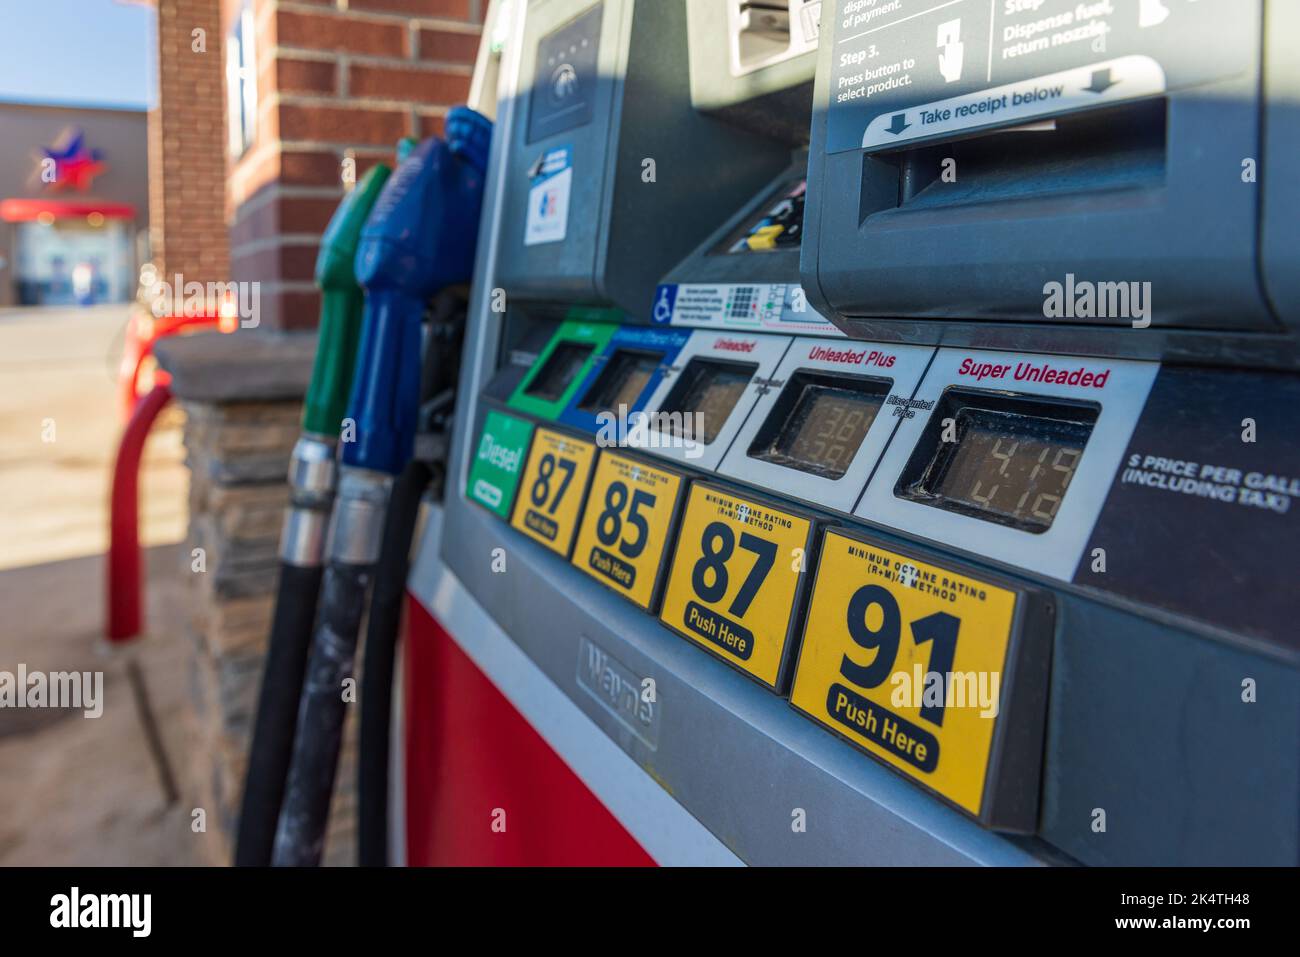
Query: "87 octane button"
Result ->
[[659, 483, 815, 692], [510, 428, 598, 559], [789, 528, 1052, 831]]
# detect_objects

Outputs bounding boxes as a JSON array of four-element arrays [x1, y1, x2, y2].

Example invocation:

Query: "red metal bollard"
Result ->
[[105, 382, 181, 804], [107, 382, 173, 642]]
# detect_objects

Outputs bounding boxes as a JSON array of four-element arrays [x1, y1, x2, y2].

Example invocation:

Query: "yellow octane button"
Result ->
[[510, 428, 597, 558], [571, 451, 686, 611], [659, 483, 814, 690], [790, 528, 1020, 818]]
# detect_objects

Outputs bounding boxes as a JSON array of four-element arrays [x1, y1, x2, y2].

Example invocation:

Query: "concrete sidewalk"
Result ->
[[0, 305, 186, 571], [0, 305, 200, 865], [0, 548, 199, 865]]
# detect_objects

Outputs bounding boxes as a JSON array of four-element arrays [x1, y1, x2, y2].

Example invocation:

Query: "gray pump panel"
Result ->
[[801, 0, 1294, 361], [494, 0, 792, 318], [438, 0, 1300, 867]]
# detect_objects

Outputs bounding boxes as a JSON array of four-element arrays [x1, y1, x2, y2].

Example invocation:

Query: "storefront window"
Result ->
[[13, 218, 132, 306], [225, 2, 258, 158]]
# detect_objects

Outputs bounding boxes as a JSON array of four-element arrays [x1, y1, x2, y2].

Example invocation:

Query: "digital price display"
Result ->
[[896, 391, 1100, 534], [748, 372, 889, 480], [524, 341, 596, 402], [657, 358, 756, 445], [577, 349, 664, 416]]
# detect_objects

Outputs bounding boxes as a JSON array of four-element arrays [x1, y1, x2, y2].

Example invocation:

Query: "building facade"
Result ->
[[217, 0, 485, 330], [0, 101, 150, 307]]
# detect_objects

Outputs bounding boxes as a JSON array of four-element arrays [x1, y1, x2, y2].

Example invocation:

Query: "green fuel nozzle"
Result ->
[[302, 163, 393, 438]]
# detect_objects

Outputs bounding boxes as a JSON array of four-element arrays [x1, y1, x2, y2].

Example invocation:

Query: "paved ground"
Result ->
[[0, 305, 200, 865]]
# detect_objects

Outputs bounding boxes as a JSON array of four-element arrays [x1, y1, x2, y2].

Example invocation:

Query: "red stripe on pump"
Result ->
[[403, 596, 655, 867]]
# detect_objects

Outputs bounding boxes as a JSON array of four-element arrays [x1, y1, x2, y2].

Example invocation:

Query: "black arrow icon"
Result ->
[[1084, 67, 1118, 94], [886, 112, 910, 134]]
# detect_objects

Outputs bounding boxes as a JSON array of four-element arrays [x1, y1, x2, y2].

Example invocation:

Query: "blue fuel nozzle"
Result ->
[[343, 106, 493, 475]]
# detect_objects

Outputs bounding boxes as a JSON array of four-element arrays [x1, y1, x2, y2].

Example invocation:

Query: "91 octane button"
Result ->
[[510, 428, 598, 558], [790, 528, 1049, 827], [659, 483, 815, 691], [571, 451, 686, 611]]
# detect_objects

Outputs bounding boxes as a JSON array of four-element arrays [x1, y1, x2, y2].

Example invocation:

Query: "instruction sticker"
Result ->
[[466, 410, 534, 519], [825, 0, 1252, 153], [652, 283, 844, 337], [525, 145, 572, 245], [659, 484, 814, 690], [510, 428, 597, 557], [790, 529, 1018, 816], [571, 452, 686, 610]]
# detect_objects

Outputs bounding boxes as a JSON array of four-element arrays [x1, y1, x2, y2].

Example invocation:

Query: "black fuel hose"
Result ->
[[235, 563, 324, 866], [235, 435, 337, 867], [356, 293, 463, 866], [357, 458, 431, 866], [273, 556, 372, 865]]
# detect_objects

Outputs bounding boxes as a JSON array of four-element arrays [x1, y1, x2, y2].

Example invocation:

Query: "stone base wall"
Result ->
[[181, 399, 357, 866]]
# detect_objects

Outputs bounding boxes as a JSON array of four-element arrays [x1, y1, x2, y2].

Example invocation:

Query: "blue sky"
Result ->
[[0, 0, 155, 110]]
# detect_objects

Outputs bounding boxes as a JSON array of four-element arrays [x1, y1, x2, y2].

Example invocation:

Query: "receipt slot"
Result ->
[[802, 0, 1292, 355]]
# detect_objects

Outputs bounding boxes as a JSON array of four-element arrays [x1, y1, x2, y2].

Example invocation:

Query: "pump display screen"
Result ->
[[896, 391, 1099, 533], [577, 349, 662, 414], [748, 372, 888, 480], [657, 358, 756, 445], [524, 341, 595, 402]]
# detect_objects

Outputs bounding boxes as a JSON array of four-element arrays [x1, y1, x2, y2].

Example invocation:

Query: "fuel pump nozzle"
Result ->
[[235, 162, 391, 868], [272, 107, 492, 867]]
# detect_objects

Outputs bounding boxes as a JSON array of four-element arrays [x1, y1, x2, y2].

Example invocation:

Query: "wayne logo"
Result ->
[[576, 637, 659, 748], [50, 887, 151, 937]]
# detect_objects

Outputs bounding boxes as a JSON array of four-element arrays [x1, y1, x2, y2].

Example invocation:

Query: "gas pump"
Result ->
[[402, 0, 1299, 867]]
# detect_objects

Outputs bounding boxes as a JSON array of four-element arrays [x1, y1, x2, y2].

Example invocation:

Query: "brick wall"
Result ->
[[224, 0, 486, 330], [150, 0, 232, 290]]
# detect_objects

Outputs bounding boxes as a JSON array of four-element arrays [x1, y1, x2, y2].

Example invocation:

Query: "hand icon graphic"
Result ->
[[937, 19, 963, 83]]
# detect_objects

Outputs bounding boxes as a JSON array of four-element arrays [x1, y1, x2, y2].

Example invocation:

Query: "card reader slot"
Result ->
[[859, 98, 1167, 223], [735, 1, 793, 72]]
